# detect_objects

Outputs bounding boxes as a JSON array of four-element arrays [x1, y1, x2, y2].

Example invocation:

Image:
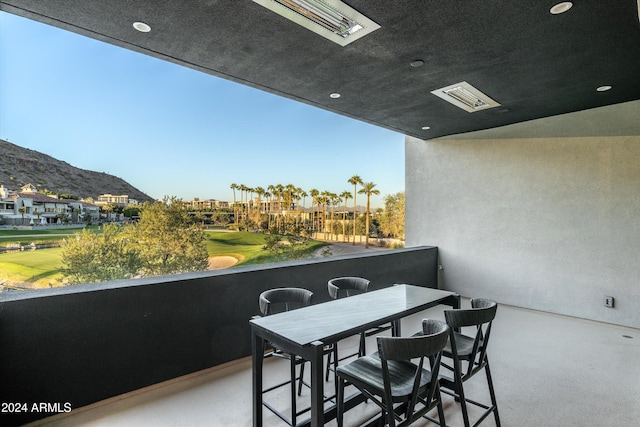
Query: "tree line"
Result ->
[[61, 176, 404, 284], [227, 175, 403, 248]]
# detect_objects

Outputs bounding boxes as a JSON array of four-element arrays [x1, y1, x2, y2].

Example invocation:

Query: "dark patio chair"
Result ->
[[258, 287, 313, 426], [325, 277, 394, 381], [336, 319, 449, 427], [440, 298, 501, 427]]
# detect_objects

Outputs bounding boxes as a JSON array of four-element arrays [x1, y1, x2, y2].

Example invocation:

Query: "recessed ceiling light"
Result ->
[[421, 126, 431, 130], [550, 2, 573, 15], [410, 60, 425, 68], [596, 85, 612, 92], [133, 22, 151, 32], [329, 92, 341, 98]]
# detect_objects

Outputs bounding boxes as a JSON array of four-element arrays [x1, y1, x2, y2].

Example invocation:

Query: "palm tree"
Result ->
[[254, 186, 265, 226], [264, 191, 272, 230], [267, 184, 278, 231], [238, 184, 246, 222], [348, 175, 363, 245], [340, 190, 352, 242], [284, 183, 295, 226], [329, 193, 340, 241], [274, 184, 284, 232], [241, 184, 250, 222], [309, 188, 319, 237], [19, 206, 26, 225], [358, 181, 380, 248], [297, 188, 307, 227], [229, 183, 238, 220], [248, 187, 255, 218], [300, 189, 308, 211], [320, 191, 331, 239]]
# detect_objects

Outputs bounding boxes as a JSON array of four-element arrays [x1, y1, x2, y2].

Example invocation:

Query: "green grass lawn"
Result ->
[[0, 227, 99, 246], [0, 227, 95, 237], [204, 231, 326, 265], [0, 230, 326, 289], [0, 248, 64, 288], [204, 231, 269, 264]]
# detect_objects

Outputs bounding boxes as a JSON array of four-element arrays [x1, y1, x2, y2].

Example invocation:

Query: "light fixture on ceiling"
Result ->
[[329, 92, 341, 98], [421, 126, 431, 130], [410, 60, 425, 68], [251, 0, 380, 46], [550, 2, 573, 15], [431, 81, 501, 113], [133, 22, 151, 32], [596, 85, 612, 92]]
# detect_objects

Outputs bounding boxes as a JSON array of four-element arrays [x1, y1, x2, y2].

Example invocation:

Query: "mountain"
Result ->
[[0, 139, 154, 202]]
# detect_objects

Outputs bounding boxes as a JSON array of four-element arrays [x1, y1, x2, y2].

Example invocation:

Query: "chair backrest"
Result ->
[[444, 298, 497, 377], [327, 276, 370, 299], [378, 319, 449, 361], [377, 319, 449, 425], [259, 288, 313, 315]]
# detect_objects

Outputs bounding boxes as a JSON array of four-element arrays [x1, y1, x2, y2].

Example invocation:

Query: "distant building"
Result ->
[[185, 198, 229, 210], [96, 194, 139, 207], [0, 184, 100, 226]]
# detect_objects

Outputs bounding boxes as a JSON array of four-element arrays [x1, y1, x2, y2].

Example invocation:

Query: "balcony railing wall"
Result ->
[[0, 246, 437, 426]]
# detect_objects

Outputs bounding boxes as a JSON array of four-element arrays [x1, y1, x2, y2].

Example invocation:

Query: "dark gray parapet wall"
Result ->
[[0, 246, 437, 426]]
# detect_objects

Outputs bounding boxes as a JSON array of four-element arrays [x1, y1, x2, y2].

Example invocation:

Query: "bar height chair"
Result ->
[[336, 319, 450, 427], [325, 277, 394, 381], [257, 287, 314, 426], [440, 298, 501, 427]]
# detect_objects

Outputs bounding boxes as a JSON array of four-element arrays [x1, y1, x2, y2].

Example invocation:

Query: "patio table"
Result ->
[[250, 284, 460, 427]]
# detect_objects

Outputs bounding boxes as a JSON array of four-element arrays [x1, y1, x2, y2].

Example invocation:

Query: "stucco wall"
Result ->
[[406, 134, 640, 328]]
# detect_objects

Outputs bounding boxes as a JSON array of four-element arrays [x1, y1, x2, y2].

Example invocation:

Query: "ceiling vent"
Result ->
[[252, 0, 380, 46], [431, 81, 501, 113]]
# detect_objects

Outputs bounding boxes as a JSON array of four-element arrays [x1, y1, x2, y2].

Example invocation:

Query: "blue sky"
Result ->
[[0, 12, 404, 208]]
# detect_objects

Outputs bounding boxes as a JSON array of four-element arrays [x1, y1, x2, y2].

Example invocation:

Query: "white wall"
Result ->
[[406, 134, 640, 328]]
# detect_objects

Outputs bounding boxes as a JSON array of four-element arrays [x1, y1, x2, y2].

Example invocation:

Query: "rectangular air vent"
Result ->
[[252, 0, 380, 46], [431, 81, 501, 112]]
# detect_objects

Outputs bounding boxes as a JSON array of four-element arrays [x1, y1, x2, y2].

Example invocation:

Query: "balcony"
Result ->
[[1, 247, 437, 426], [2, 246, 639, 426], [24, 297, 640, 426], [1, 2, 638, 425]]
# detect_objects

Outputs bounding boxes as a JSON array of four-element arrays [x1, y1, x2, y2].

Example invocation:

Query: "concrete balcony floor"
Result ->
[[28, 301, 640, 427]]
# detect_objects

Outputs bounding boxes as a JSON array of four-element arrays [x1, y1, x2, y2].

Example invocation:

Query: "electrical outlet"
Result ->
[[604, 296, 614, 308]]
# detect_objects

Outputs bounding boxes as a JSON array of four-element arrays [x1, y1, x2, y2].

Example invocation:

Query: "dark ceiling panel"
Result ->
[[2, 0, 639, 139]]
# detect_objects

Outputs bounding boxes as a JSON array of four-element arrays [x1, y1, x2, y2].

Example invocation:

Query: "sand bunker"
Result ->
[[208, 256, 238, 270]]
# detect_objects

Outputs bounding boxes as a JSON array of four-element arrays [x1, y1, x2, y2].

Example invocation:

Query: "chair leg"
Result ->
[[325, 345, 333, 381], [453, 362, 470, 427], [436, 384, 447, 427], [336, 377, 345, 427], [385, 405, 396, 427], [290, 357, 297, 425], [332, 346, 339, 400], [485, 359, 501, 427], [297, 360, 305, 396], [359, 332, 366, 356]]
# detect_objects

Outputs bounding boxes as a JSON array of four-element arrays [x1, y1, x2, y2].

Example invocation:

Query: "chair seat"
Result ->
[[443, 332, 476, 359], [336, 354, 435, 401], [416, 328, 481, 359]]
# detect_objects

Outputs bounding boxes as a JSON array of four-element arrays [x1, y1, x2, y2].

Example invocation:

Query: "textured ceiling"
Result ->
[[2, 0, 639, 140]]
